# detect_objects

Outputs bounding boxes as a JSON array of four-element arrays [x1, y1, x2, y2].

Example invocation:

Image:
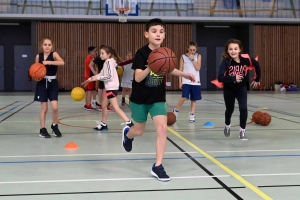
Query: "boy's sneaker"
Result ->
[[39, 128, 51, 138], [189, 112, 195, 123], [51, 124, 62, 137], [239, 129, 248, 141], [94, 121, 108, 132], [84, 104, 93, 111], [122, 121, 134, 152], [172, 109, 179, 118], [224, 125, 231, 137], [151, 163, 170, 182]]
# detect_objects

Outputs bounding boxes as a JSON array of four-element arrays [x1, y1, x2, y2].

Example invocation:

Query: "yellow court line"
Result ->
[[167, 128, 272, 200]]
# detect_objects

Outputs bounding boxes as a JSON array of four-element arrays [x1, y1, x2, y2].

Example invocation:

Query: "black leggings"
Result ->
[[223, 86, 247, 129]]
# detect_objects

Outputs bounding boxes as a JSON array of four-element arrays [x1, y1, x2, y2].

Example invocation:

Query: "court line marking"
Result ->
[[2, 154, 300, 164], [1, 172, 299, 185], [167, 128, 273, 200], [0, 152, 199, 158], [1, 149, 300, 158], [207, 149, 300, 153]]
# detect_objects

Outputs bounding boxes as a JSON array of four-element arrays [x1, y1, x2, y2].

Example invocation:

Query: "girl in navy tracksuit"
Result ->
[[218, 39, 261, 141]]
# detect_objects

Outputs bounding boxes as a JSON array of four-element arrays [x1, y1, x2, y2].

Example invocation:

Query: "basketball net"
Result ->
[[115, 0, 129, 23]]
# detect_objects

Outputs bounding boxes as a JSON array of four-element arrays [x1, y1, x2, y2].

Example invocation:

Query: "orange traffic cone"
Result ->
[[64, 142, 79, 149]]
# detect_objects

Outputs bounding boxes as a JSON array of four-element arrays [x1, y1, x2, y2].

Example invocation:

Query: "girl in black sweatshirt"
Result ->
[[218, 39, 261, 141]]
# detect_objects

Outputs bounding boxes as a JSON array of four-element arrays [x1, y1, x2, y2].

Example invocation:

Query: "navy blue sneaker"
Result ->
[[122, 125, 133, 152], [151, 163, 170, 182]]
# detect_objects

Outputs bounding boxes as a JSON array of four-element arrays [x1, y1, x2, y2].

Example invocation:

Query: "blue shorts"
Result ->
[[182, 84, 202, 101], [34, 79, 59, 102]]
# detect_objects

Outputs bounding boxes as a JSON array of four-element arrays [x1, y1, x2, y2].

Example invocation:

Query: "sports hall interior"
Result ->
[[0, 1, 300, 199]]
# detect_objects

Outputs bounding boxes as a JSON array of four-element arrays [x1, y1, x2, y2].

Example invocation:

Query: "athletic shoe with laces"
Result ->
[[239, 129, 248, 141], [122, 121, 134, 152], [51, 124, 62, 137], [84, 104, 93, 111], [39, 128, 51, 138], [151, 163, 170, 182], [94, 121, 108, 131], [189, 112, 195, 123], [224, 125, 231, 137]]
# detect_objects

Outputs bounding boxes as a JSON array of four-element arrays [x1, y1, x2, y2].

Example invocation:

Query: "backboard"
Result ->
[[106, 0, 139, 16]]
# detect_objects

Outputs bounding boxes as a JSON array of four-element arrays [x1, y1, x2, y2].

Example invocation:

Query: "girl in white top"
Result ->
[[120, 51, 134, 105], [173, 41, 202, 123], [82, 45, 133, 131]]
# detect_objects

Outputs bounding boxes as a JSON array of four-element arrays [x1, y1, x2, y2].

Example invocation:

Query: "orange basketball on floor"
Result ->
[[167, 112, 176, 125], [259, 112, 271, 126], [252, 111, 262, 124], [29, 63, 46, 81], [148, 47, 177, 76]]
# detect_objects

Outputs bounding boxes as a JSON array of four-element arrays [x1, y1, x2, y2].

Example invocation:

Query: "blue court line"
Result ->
[[1, 154, 300, 164], [0, 105, 19, 117]]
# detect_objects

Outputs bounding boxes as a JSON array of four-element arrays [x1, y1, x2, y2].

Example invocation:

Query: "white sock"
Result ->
[[226, 124, 230, 128], [240, 127, 245, 132], [92, 100, 96, 103]]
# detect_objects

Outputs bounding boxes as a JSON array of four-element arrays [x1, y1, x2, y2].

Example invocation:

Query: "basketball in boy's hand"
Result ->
[[71, 87, 85, 101], [29, 63, 46, 81], [148, 47, 177, 76], [167, 112, 176, 125], [259, 112, 271, 126]]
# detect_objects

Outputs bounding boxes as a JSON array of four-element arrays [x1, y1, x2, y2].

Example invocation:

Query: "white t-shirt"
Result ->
[[182, 53, 201, 85]]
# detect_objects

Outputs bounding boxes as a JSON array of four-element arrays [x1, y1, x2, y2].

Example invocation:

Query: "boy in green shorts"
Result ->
[[122, 18, 195, 182]]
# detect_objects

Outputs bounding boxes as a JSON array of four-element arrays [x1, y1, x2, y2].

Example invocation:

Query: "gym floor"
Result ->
[[0, 91, 299, 200]]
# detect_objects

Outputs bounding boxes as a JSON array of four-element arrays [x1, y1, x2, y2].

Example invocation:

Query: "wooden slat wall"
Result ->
[[36, 22, 192, 91], [254, 25, 300, 89]]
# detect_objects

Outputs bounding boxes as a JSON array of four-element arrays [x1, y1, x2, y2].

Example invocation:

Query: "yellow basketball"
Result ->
[[71, 87, 85, 101], [117, 66, 123, 76]]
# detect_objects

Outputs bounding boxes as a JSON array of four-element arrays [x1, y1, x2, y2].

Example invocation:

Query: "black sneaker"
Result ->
[[94, 122, 108, 132], [122, 125, 133, 152], [39, 128, 51, 138], [151, 163, 170, 182], [51, 124, 62, 137], [224, 126, 230, 137]]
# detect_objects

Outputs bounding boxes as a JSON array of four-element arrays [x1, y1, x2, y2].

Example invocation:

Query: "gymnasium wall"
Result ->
[[36, 22, 192, 91], [254, 25, 300, 89]]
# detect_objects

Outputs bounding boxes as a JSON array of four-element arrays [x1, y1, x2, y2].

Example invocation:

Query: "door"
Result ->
[[14, 46, 34, 91], [0, 46, 4, 91], [197, 47, 207, 89]]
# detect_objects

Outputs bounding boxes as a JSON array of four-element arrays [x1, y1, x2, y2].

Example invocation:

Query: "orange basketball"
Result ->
[[259, 112, 271, 126], [29, 63, 46, 81], [167, 112, 176, 125], [252, 111, 262, 124], [148, 47, 177, 76]]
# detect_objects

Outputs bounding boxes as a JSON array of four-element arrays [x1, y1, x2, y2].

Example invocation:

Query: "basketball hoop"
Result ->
[[116, 7, 129, 23]]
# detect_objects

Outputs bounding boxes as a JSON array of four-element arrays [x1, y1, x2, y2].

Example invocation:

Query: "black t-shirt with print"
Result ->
[[130, 44, 165, 104]]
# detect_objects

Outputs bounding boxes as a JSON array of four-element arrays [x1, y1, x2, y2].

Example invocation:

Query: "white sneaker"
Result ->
[[172, 109, 179, 118], [189, 113, 195, 123], [91, 101, 97, 109]]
